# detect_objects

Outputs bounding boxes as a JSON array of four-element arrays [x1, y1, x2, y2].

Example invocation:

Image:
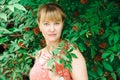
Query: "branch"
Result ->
[[2, 33, 23, 37], [27, 53, 35, 60]]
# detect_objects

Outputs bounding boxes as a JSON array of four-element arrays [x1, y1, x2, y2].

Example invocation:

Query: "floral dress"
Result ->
[[29, 50, 72, 80]]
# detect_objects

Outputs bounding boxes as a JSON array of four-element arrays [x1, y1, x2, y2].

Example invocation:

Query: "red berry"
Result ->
[[99, 42, 106, 49], [80, 0, 88, 4], [72, 26, 78, 31], [33, 27, 40, 34], [74, 11, 79, 17], [18, 42, 25, 48], [24, 27, 30, 31], [99, 28, 104, 35]]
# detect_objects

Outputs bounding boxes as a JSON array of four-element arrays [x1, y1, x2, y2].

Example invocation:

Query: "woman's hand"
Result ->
[[49, 70, 61, 80]]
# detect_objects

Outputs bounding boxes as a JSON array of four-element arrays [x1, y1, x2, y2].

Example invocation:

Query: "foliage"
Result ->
[[0, 0, 120, 80], [47, 40, 77, 72]]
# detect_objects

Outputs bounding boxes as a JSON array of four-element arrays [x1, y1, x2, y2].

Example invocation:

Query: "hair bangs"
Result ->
[[40, 9, 62, 22]]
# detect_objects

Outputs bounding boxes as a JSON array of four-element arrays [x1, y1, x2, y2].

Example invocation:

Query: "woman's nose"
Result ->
[[49, 25, 55, 32]]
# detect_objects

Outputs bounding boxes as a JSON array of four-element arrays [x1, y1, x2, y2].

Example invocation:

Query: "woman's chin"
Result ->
[[47, 38, 60, 43]]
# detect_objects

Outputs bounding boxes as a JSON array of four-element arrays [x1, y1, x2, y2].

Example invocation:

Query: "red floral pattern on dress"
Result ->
[[29, 51, 72, 80], [55, 63, 72, 80]]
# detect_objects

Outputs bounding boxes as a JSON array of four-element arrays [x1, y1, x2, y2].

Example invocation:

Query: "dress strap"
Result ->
[[35, 50, 42, 59]]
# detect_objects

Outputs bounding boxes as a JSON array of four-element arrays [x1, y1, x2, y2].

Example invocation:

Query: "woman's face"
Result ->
[[39, 19, 63, 43]]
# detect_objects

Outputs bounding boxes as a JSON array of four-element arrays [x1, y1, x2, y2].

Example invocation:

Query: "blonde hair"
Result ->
[[37, 3, 66, 23]]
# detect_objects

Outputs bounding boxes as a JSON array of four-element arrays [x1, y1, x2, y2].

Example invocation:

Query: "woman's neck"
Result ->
[[46, 39, 62, 51]]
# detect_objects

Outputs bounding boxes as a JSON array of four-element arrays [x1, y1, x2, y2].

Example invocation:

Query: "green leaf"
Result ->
[[111, 72, 117, 80], [68, 47, 73, 52], [0, 13, 7, 21], [117, 51, 120, 56], [47, 59, 54, 67], [102, 61, 113, 72], [0, 75, 6, 80], [117, 67, 120, 77], [108, 33, 114, 45], [7, 5, 14, 12], [0, 0, 5, 4], [0, 37, 9, 43], [88, 70, 97, 78], [101, 30, 110, 39], [109, 54, 114, 62], [13, 4, 26, 11], [16, 72, 22, 79], [111, 26, 120, 32], [101, 77, 107, 80], [0, 55, 4, 60], [71, 53, 77, 58], [52, 49, 59, 55], [23, 32, 34, 41], [105, 20, 110, 27], [102, 51, 112, 59], [9, 39, 20, 52], [78, 43, 86, 52], [71, 36, 79, 42], [91, 46, 96, 58], [0, 27, 12, 34], [79, 29, 88, 35], [66, 54, 72, 61], [61, 54, 69, 61], [8, 0, 20, 4], [109, 45, 117, 52], [13, 71, 16, 80], [97, 67, 103, 76], [105, 16, 110, 27], [64, 63, 72, 72], [114, 33, 119, 44], [26, 59, 32, 64], [55, 57, 61, 64]]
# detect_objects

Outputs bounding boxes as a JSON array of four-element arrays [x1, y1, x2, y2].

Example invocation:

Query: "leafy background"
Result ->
[[0, 0, 120, 80]]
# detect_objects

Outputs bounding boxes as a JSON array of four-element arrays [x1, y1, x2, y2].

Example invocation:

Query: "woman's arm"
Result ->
[[71, 48, 88, 80]]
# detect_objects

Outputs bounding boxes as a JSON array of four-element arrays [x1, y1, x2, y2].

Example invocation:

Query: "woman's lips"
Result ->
[[48, 34, 56, 36]]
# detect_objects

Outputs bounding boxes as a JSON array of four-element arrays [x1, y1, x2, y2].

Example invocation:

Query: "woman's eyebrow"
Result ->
[[56, 20, 61, 22], [42, 21, 49, 22]]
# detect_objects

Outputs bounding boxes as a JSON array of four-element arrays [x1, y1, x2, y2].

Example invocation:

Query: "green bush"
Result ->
[[0, 0, 120, 80]]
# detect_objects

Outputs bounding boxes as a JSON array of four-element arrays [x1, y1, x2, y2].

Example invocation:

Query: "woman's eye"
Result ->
[[55, 22, 60, 25], [44, 23, 49, 26]]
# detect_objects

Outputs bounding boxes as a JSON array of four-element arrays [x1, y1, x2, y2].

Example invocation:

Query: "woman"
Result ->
[[29, 3, 88, 80]]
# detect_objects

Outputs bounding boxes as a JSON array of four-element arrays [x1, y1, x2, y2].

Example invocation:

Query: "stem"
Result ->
[[2, 33, 23, 37]]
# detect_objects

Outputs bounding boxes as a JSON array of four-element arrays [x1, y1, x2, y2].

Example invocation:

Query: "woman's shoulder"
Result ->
[[61, 40, 81, 56], [64, 40, 83, 57]]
